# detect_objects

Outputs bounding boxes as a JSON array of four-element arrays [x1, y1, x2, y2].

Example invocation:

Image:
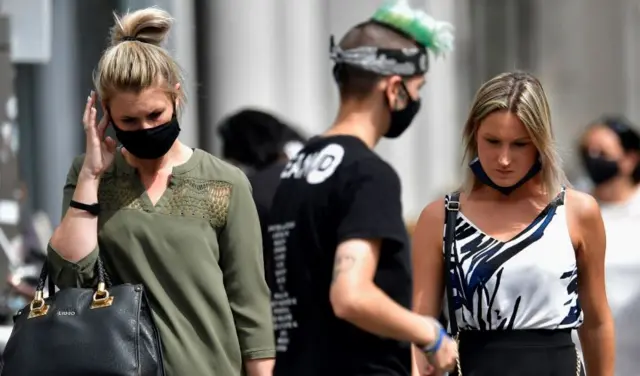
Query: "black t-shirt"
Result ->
[[248, 160, 288, 290], [267, 135, 412, 376]]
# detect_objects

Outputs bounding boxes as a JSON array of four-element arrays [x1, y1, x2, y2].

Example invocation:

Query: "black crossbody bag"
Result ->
[[443, 192, 460, 337], [443, 192, 461, 374]]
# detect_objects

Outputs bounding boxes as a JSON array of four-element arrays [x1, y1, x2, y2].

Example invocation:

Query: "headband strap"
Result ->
[[329, 35, 428, 76]]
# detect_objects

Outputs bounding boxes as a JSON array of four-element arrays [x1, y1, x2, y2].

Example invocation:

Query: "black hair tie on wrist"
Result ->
[[69, 200, 100, 216]]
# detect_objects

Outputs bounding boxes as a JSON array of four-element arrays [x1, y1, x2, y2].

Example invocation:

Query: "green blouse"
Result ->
[[48, 149, 275, 375]]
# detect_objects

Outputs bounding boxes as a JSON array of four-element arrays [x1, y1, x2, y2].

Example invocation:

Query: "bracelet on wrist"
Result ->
[[422, 326, 447, 353]]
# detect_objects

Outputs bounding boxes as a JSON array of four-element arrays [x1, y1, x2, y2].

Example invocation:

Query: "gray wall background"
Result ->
[[5, 0, 639, 222]]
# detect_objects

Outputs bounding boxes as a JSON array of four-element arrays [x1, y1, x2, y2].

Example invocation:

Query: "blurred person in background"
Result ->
[[218, 108, 306, 289], [579, 115, 640, 216], [266, 1, 457, 375], [218, 108, 305, 178], [579, 115, 640, 375], [413, 71, 614, 375], [46, 8, 274, 376]]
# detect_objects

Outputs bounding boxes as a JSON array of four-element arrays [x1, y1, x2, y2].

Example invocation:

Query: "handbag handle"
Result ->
[[28, 256, 114, 319], [444, 192, 460, 336]]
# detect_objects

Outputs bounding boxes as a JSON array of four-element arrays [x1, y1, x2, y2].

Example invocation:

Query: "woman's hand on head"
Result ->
[[80, 91, 117, 180]]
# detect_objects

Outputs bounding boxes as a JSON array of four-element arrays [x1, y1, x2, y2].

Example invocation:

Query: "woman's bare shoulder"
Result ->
[[565, 188, 604, 248], [414, 197, 448, 244], [419, 197, 446, 223], [565, 188, 601, 222]]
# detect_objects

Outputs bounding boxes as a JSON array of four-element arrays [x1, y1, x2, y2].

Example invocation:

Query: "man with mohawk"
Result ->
[[266, 1, 457, 375]]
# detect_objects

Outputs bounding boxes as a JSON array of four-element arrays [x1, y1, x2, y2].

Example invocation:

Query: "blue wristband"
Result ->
[[423, 326, 447, 353]]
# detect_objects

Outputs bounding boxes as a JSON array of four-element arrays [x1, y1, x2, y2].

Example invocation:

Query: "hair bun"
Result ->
[[110, 7, 173, 47]]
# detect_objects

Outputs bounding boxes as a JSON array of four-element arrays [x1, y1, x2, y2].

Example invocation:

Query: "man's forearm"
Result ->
[[336, 284, 437, 346], [245, 358, 275, 376], [578, 322, 615, 376]]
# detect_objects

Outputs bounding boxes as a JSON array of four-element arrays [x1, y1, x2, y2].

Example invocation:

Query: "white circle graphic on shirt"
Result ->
[[306, 144, 345, 184]]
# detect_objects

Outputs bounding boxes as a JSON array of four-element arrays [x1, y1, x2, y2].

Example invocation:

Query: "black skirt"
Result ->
[[455, 329, 585, 376]]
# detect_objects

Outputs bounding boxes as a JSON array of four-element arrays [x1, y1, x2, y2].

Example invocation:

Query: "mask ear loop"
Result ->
[[398, 82, 409, 100], [104, 106, 118, 130], [172, 102, 179, 119], [393, 81, 411, 110]]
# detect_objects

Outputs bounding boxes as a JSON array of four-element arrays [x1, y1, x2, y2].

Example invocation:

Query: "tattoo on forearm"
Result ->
[[332, 254, 357, 282]]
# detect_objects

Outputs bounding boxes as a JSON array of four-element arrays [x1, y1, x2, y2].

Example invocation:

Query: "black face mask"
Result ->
[[469, 157, 542, 195], [113, 115, 181, 159], [384, 82, 421, 139], [582, 154, 619, 185]]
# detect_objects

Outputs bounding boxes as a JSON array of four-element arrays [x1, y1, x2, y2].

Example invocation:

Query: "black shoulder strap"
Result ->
[[444, 192, 460, 336]]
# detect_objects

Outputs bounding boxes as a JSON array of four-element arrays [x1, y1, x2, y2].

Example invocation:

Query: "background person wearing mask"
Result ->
[[218, 108, 306, 289], [579, 115, 640, 375], [580, 115, 640, 216]]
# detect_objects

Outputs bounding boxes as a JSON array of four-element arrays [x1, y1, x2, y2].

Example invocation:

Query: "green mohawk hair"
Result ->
[[371, 0, 454, 57]]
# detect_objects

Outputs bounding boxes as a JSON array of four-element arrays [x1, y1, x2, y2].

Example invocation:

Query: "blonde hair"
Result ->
[[461, 71, 569, 199], [93, 7, 184, 111]]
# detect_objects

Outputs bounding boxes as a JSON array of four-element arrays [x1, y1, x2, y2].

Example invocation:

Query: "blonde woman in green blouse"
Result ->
[[47, 8, 275, 376]]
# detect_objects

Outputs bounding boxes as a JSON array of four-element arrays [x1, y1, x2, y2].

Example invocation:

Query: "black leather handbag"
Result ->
[[1, 257, 165, 376]]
